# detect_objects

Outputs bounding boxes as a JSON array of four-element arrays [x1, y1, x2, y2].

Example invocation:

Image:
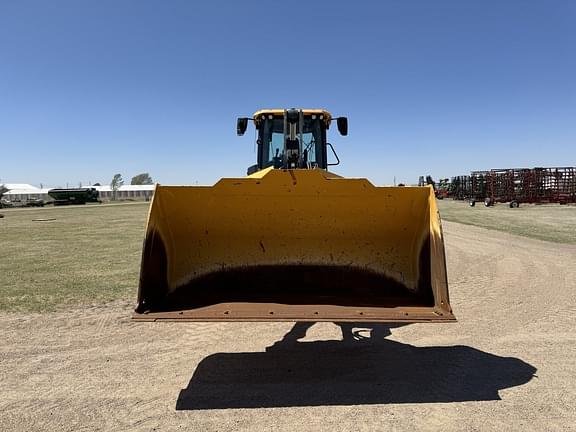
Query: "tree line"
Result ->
[[109, 172, 154, 200]]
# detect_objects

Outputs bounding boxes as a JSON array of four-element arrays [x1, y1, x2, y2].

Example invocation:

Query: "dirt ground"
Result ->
[[2, 221, 575, 431]]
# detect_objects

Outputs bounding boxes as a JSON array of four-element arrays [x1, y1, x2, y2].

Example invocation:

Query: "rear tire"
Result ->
[[469, 200, 476, 207], [484, 198, 493, 207], [510, 200, 519, 208]]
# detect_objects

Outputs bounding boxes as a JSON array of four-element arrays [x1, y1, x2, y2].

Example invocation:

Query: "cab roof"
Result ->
[[253, 109, 332, 125]]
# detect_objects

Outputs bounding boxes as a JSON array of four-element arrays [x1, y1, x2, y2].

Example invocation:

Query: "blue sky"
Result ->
[[1, 0, 575, 187]]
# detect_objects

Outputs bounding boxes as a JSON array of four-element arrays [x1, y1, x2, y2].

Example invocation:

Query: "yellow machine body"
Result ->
[[134, 168, 454, 322]]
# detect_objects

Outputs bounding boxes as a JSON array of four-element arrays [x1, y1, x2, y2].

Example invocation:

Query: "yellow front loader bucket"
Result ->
[[133, 168, 455, 322]]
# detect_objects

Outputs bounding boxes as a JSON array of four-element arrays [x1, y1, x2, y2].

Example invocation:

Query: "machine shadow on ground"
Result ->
[[176, 322, 536, 410]]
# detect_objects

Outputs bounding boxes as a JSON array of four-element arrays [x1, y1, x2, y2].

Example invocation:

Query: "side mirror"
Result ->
[[337, 117, 348, 136], [237, 117, 249, 136]]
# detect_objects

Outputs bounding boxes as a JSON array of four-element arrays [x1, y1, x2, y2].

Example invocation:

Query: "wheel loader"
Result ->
[[133, 108, 455, 323]]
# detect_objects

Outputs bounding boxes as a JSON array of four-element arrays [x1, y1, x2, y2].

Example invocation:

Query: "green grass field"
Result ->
[[2, 199, 575, 312], [0, 202, 149, 312], [437, 199, 576, 244]]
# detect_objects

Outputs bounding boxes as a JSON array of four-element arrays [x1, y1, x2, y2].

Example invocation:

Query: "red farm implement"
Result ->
[[450, 167, 576, 207]]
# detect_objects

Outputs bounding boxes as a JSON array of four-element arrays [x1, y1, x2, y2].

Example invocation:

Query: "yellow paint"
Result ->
[[143, 169, 449, 310]]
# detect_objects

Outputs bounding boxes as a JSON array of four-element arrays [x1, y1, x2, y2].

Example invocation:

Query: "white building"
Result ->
[[92, 184, 155, 200], [2, 184, 50, 201], [2, 183, 155, 202]]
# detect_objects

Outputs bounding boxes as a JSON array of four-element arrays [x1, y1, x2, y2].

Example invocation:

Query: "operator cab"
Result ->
[[237, 108, 347, 175]]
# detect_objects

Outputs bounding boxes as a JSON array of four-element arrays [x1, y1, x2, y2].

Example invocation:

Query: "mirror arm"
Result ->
[[327, 143, 340, 166]]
